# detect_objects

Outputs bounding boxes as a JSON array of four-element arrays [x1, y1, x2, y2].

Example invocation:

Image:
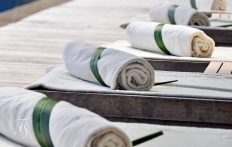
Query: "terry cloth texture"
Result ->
[[26, 65, 232, 100], [104, 40, 232, 62], [1, 122, 232, 147], [167, 0, 227, 11], [149, 2, 210, 26], [126, 21, 215, 57], [0, 87, 132, 147], [63, 40, 154, 91], [227, 0, 232, 11], [0, 134, 24, 147], [114, 122, 232, 147]]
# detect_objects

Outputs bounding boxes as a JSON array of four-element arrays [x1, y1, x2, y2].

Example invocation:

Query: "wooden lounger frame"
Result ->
[[147, 59, 232, 74], [34, 60, 232, 129], [35, 89, 232, 129]]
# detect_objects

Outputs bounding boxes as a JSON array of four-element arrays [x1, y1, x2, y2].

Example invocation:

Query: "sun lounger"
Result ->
[[26, 65, 232, 129]]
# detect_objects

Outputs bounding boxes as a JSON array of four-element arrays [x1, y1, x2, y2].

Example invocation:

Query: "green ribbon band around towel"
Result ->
[[168, 5, 178, 24], [33, 98, 58, 147], [190, 0, 197, 9], [90, 47, 107, 86], [154, 24, 172, 55]]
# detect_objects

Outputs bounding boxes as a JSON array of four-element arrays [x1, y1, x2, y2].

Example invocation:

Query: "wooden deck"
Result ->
[[0, 0, 155, 87], [0, 0, 71, 26], [1, 2, 232, 146]]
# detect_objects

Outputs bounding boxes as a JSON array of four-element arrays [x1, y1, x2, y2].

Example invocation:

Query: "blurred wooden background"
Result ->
[[0, 0, 70, 26], [0, 0, 155, 87]]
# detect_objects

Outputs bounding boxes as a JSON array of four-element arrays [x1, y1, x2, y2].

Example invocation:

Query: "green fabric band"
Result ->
[[154, 24, 172, 55], [190, 0, 197, 9], [217, 24, 232, 28], [168, 5, 178, 24], [33, 98, 58, 147], [90, 47, 107, 86]]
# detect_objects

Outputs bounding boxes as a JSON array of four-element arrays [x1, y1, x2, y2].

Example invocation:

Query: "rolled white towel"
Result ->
[[0, 87, 132, 147], [63, 40, 154, 91], [168, 0, 227, 11], [126, 21, 215, 57], [150, 2, 210, 26]]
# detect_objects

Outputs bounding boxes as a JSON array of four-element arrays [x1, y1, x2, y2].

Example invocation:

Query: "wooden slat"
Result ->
[[0, 0, 231, 88], [0, 0, 231, 131], [36, 90, 232, 129], [218, 62, 232, 74], [0, 0, 158, 87], [0, 0, 71, 26], [204, 62, 232, 75], [204, 62, 223, 73], [147, 59, 210, 73]]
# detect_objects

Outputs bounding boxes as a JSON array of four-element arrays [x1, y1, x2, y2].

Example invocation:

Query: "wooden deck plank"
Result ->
[[0, 0, 71, 26], [0, 0, 231, 87], [37, 90, 232, 129], [0, 0, 156, 87], [0, 0, 232, 130]]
